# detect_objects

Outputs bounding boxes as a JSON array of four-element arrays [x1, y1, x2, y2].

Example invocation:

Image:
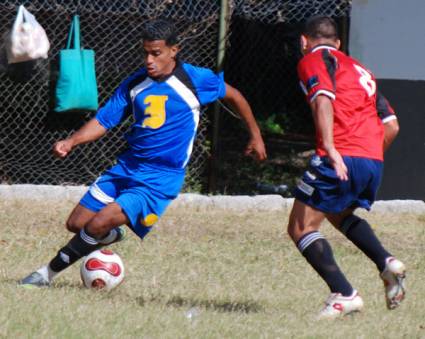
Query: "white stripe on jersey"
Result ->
[[382, 115, 397, 124], [299, 80, 308, 95], [166, 75, 201, 168], [130, 77, 153, 102], [310, 89, 336, 102], [89, 183, 115, 204]]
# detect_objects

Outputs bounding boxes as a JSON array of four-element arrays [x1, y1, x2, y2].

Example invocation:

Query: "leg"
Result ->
[[288, 200, 364, 319], [19, 203, 129, 287], [327, 210, 406, 309], [49, 202, 129, 273], [66, 204, 97, 233], [326, 209, 391, 272], [288, 199, 354, 296]]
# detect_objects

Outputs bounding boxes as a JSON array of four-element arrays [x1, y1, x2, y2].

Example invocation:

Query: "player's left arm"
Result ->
[[222, 83, 267, 161], [376, 91, 399, 152]]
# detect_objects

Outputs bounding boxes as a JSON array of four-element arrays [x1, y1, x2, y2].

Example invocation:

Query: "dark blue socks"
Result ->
[[297, 231, 354, 296], [340, 215, 391, 272]]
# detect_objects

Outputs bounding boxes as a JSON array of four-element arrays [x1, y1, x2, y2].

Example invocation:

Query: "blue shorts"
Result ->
[[80, 161, 185, 239], [294, 155, 383, 214]]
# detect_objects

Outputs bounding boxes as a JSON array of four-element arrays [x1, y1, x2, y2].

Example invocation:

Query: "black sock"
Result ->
[[297, 231, 354, 296], [340, 215, 391, 272], [49, 228, 100, 273]]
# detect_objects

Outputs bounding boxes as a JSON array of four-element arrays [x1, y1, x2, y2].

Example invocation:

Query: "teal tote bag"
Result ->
[[54, 15, 98, 112]]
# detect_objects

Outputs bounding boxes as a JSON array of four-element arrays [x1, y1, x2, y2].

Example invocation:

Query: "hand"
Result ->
[[52, 139, 74, 158], [327, 148, 348, 181], [245, 136, 267, 161]]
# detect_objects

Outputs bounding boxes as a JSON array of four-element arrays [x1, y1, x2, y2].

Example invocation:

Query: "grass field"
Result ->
[[0, 199, 424, 338]]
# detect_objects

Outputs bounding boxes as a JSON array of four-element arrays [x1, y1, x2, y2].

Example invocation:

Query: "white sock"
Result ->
[[36, 265, 58, 283], [98, 228, 118, 245]]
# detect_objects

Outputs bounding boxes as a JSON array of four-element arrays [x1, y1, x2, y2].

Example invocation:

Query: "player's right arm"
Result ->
[[53, 70, 144, 159], [53, 119, 107, 158], [310, 95, 348, 181], [298, 51, 348, 181]]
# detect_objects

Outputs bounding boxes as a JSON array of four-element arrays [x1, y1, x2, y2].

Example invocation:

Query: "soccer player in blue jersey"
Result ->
[[19, 19, 267, 287]]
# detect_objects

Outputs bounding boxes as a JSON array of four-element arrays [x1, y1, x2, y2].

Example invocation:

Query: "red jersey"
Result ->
[[298, 45, 385, 161]]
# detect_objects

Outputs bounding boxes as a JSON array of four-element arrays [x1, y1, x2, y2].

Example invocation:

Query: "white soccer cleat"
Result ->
[[317, 290, 364, 320], [380, 257, 406, 310], [18, 271, 50, 288]]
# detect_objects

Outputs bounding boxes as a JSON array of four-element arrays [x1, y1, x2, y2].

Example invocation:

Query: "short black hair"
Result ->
[[141, 19, 178, 46], [302, 15, 338, 41]]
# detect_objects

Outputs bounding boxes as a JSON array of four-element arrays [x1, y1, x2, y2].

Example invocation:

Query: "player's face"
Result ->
[[142, 40, 178, 79]]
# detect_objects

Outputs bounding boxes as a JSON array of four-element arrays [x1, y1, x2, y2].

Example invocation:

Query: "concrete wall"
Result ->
[[350, 0, 425, 80], [350, 0, 425, 199]]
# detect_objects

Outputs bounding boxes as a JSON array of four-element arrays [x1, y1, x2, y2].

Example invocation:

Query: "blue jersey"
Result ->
[[96, 62, 226, 170]]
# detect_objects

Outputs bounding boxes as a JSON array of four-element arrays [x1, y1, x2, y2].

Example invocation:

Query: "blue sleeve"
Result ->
[[95, 69, 146, 129], [183, 64, 226, 106]]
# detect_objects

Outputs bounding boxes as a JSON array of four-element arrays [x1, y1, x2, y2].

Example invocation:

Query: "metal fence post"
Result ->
[[209, 0, 229, 193]]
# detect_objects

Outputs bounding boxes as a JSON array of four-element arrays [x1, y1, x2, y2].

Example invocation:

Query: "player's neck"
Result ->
[[153, 60, 178, 81]]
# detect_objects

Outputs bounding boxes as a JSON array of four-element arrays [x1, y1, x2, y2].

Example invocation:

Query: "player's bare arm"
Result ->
[[376, 91, 399, 152], [53, 118, 108, 158], [222, 83, 267, 161], [383, 119, 399, 152], [310, 94, 348, 181]]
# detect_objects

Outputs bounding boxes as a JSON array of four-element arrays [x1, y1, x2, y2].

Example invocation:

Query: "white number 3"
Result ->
[[354, 64, 376, 97]]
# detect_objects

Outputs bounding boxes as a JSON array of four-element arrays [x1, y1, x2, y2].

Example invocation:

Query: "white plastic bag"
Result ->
[[6, 5, 50, 64]]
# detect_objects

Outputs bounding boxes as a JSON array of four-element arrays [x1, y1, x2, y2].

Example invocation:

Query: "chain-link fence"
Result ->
[[224, 0, 351, 133], [0, 0, 220, 188], [216, 0, 352, 193], [0, 0, 351, 191]]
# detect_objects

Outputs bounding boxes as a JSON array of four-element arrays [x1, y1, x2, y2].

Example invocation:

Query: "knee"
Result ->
[[287, 218, 299, 242], [85, 215, 111, 239], [66, 218, 85, 233], [339, 214, 362, 234]]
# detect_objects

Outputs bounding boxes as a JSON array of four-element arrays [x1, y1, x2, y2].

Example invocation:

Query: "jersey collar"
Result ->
[[149, 60, 182, 83], [311, 44, 338, 53]]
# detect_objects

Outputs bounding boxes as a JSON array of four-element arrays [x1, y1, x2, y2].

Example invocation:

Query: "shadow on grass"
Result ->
[[4, 278, 85, 290], [136, 294, 264, 314], [51, 281, 85, 289]]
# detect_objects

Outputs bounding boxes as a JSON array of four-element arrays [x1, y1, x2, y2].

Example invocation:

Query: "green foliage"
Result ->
[[259, 114, 284, 135]]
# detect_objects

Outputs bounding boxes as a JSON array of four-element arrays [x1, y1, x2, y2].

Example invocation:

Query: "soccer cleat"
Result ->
[[116, 226, 126, 243], [18, 271, 50, 288], [317, 290, 364, 320], [380, 257, 406, 310]]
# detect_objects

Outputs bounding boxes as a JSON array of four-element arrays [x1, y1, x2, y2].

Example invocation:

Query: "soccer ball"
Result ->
[[80, 249, 125, 291]]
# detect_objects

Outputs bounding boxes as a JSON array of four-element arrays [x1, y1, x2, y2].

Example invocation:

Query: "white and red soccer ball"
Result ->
[[80, 249, 124, 291]]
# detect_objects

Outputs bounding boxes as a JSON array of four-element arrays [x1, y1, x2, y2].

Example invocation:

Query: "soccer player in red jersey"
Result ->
[[288, 15, 405, 319]]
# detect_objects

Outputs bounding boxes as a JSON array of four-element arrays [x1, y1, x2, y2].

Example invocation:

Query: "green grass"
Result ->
[[0, 199, 424, 338]]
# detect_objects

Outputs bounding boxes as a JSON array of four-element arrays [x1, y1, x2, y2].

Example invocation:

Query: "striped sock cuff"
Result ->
[[297, 231, 325, 253], [98, 228, 118, 245], [80, 228, 99, 245]]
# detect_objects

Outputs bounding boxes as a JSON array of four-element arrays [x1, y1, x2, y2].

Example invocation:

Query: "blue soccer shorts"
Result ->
[[294, 155, 383, 214], [80, 162, 185, 240]]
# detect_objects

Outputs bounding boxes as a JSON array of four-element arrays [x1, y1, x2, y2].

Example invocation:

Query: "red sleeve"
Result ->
[[297, 50, 336, 102]]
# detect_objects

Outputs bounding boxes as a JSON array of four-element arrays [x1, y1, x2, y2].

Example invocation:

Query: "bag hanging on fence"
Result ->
[[54, 15, 98, 112], [6, 5, 50, 64]]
